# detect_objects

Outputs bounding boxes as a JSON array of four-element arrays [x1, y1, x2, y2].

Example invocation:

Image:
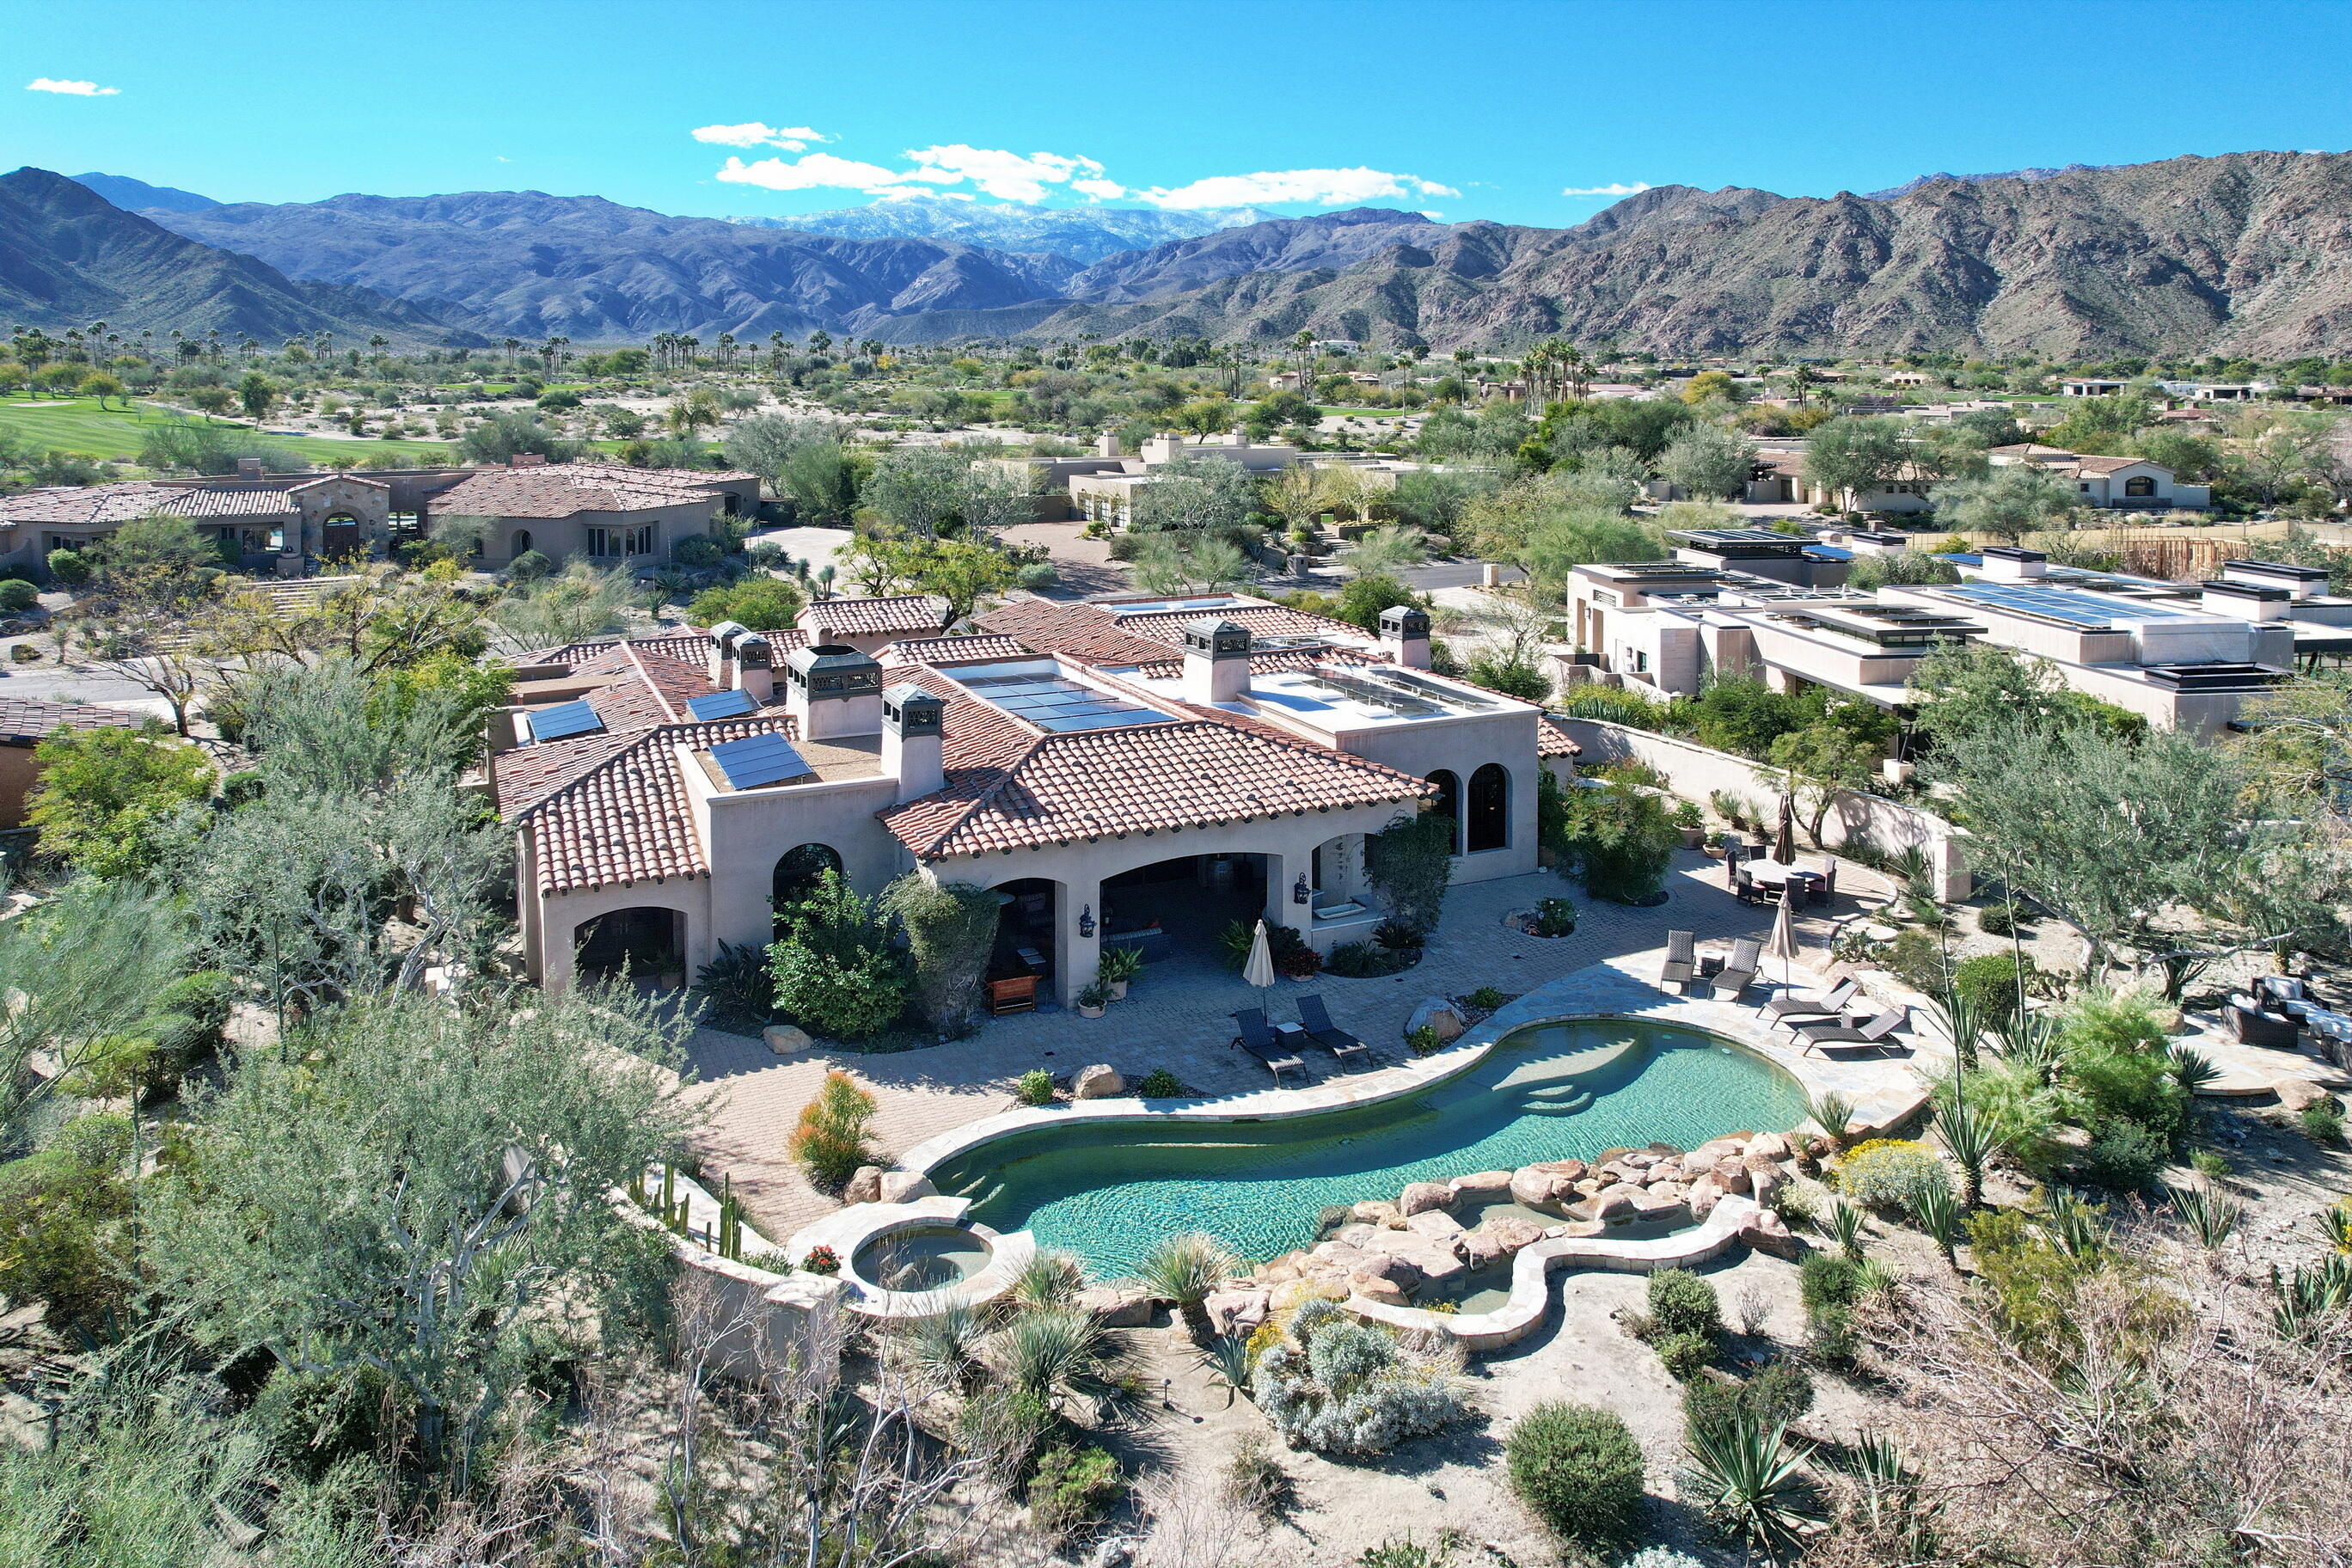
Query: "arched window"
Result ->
[[773, 842, 844, 927], [510, 530, 534, 559], [2123, 475, 2157, 498], [1426, 769, 1461, 854], [1467, 763, 1509, 853]]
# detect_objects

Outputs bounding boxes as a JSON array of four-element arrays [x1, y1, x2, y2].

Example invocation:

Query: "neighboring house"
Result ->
[[0, 697, 148, 827], [432, 457, 759, 567], [493, 592, 1577, 1003], [1985, 444, 2208, 509]]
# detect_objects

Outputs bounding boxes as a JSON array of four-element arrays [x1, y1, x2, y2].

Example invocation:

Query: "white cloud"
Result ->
[[693, 121, 829, 151], [27, 77, 118, 96], [1072, 176, 1126, 200], [1131, 167, 1458, 211], [901, 145, 1110, 202], [1561, 181, 1651, 197], [713, 152, 914, 195], [873, 187, 971, 202]]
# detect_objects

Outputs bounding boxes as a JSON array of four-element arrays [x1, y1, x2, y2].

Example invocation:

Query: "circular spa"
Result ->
[[928, 1017, 1810, 1278], [849, 1222, 997, 1295]]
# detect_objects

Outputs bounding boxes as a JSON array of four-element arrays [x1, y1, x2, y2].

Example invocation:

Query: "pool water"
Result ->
[[934, 1018, 1808, 1279], [851, 1225, 995, 1292]]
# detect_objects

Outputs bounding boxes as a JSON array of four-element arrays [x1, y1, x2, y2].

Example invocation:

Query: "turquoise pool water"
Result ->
[[933, 1018, 1809, 1279]]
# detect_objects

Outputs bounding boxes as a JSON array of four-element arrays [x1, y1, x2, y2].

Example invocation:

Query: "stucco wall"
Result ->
[[1343, 710, 1540, 885]]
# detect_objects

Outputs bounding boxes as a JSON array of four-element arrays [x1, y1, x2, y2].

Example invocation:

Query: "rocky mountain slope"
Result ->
[[148, 190, 1084, 340], [1, 168, 475, 344], [726, 194, 1277, 263], [70, 171, 221, 213], [895, 152, 2352, 358], [1060, 207, 1465, 303]]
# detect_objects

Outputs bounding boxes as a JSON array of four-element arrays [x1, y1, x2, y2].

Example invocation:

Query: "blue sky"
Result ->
[[10, 0, 2352, 225]]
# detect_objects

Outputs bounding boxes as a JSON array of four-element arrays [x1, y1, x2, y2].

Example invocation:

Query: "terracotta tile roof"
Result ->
[[883, 633, 1032, 665], [879, 693, 1431, 860], [1538, 714, 1583, 757], [802, 593, 952, 638], [972, 598, 1184, 665], [153, 488, 301, 519], [286, 475, 389, 493], [518, 628, 812, 671], [0, 697, 146, 744], [519, 716, 796, 894], [433, 462, 733, 520], [1112, 603, 1367, 648], [0, 481, 293, 525], [495, 646, 772, 819], [577, 648, 726, 732], [2071, 455, 2156, 475], [493, 726, 640, 816]]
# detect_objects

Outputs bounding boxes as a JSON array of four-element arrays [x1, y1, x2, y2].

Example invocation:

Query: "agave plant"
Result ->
[[1133, 1231, 1240, 1341], [1005, 1247, 1087, 1314], [2167, 1183, 2243, 1251], [1912, 1179, 1962, 1267], [2037, 1190, 2110, 1259], [2316, 1201, 2352, 1255], [1197, 1332, 1253, 1408], [1852, 1258, 1901, 1298], [1994, 1005, 2062, 1081], [1828, 1199, 1868, 1262], [1844, 1430, 1942, 1561], [2165, 1043, 2223, 1094], [2273, 1253, 2352, 1339], [1681, 1412, 1824, 1567], [1933, 1081, 1998, 1210], [1807, 1091, 1858, 1148]]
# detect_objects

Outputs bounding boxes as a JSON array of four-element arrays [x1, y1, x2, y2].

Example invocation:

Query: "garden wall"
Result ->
[[613, 1197, 845, 1388], [1559, 717, 1971, 900]]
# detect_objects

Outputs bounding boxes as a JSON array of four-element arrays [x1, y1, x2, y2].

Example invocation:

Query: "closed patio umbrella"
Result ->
[[1243, 917, 1277, 991], [1767, 885, 1800, 988], [1773, 786, 1797, 866]]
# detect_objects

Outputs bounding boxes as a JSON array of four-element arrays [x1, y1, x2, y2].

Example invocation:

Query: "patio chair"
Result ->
[[1660, 930, 1700, 991], [1732, 867, 1767, 906], [1792, 1008, 1908, 1056], [1232, 1008, 1307, 1083], [2226, 995, 2300, 1050], [1294, 993, 1371, 1066], [1761, 976, 1859, 1026], [1711, 938, 1762, 1000], [1821, 861, 1840, 903]]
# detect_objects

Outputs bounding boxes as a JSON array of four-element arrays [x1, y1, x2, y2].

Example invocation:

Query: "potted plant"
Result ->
[[1097, 944, 1144, 1000], [1075, 981, 1111, 1019], [1671, 800, 1706, 848]]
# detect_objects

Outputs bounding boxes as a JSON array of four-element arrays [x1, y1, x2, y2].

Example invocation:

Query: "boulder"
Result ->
[[1351, 1200, 1404, 1228], [1712, 1159, 1752, 1194], [1449, 1169, 1515, 1197], [1511, 1166, 1580, 1210], [1690, 1137, 1745, 1166], [763, 1023, 813, 1055], [1739, 1208, 1802, 1259], [1534, 1157, 1590, 1182], [1335, 1222, 1381, 1248], [2277, 1079, 2338, 1113], [1747, 1162, 1787, 1204], [1404, 1209, 1467, 1245], [1628, 1187, 1686, 1221], [1399, 1180, 1455, 1216], [1573, 1176, 1607, 1198], [1351, 1275, 1410, 1307], [1475, 1214, 1546, 1259], [1396, 1243, 1466, 1285], [1351, 1251, 1424, 1289], [1687, 1174, 1724, 1220], [1407, 997, 1469, 1043], [1071, 1063, 1125, 1100], [1749, 1131, 1792, 1161], [1550, 1219, 1606, 1239], [1648, 1179, 1688, 1204], [1206, 1289, 1270, 1333], [842, 1165, 885, 1205], [1076, 1286, 1155, 1327], [877, 1172, 935, 1204], [1622, 1151, 1660, 1171], [1570, 1187, 1638, 1225]]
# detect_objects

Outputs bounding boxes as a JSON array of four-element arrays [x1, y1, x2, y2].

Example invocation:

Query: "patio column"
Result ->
[[1054, 873, 1100, 1008], [1261, 849, 1315, 943]]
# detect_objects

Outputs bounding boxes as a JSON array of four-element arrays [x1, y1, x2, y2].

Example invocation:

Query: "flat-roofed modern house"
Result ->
[[493, 593, 1577, 1001]]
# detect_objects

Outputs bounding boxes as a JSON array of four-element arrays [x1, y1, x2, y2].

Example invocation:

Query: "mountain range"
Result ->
[[26, 151, 2352, 357], [723, 194, 1279, 263]]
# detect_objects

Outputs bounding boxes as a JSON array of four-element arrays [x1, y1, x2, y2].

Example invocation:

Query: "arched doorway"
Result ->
[[1467, 763, 1509, 853], [1101, 853, 1273, 979], [1426, 769, 1461, 854], [321, 511, 363, 559], [510, 528, 534, 560], [573, 907, 686, 988], [985, 876, 1057, 1015], [772, 843, 844, 932]]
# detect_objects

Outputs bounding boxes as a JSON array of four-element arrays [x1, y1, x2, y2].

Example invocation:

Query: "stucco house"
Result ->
[[1985, 444, 2208, 509], [493, 592, 1579, 1005]]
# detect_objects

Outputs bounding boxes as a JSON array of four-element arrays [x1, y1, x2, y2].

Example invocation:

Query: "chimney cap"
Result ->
[[1379, 604, 1431, 636], [1181, 616, 1251, 658], [883, 683, 946, 730], [709, 620, 751, 651]]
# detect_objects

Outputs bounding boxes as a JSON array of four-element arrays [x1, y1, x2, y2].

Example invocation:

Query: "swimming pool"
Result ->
[[930, 1017, 1810, 1278]]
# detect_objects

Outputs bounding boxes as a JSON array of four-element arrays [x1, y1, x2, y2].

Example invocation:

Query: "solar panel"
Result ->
[[708, 733, 812, 789], [1942, 584, 2191, 629], [526, 701, 604, 742], [962, 671, 1172, 732], [685, 689, 757, 721], [1363, 667, 1500, 710], [1301, 669, 1444, 717]]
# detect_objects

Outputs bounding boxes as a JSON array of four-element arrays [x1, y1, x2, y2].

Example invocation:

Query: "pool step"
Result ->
[[1521, 1088, 1595, 1117]]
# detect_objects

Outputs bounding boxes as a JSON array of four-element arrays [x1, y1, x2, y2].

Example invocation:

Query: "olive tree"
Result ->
[[1129, 451, 1258, 535], [1658, 421, 1757, 500]]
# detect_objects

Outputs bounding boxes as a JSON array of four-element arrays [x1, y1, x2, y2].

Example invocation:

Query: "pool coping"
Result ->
[[897, 951, 1931, 1183], [782, 1196, 1039, 1320], [1349, 1196, 1761, 1351]]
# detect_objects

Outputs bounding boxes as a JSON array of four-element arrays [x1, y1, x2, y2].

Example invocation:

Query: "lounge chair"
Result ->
[[1294, 994, 1371, 1066], [1792, 1008, 1908, 1056], [1761, 977, 1859, 1026], [2226, 995, 2300, 1050], [1711, 938, 1761, 1000], [1660, 930, 1699, 991], [1232, 1008, 1307, 1083]]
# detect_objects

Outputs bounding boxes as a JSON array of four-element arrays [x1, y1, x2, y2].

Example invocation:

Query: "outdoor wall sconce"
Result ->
[[1078, 904, 1096, 938], [1293, 874, 1310, 904]]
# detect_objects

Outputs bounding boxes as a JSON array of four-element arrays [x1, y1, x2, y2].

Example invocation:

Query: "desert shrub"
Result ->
[[1810, 1304, 1859, 1369], [0, 579, 37, 613], [1221, 1430, 1291, 1518], [768, 870, 907, 1039], [1836, 1138, 1954, 1217], [2085, 1119, 2166, 1191], [690, 940, 775, 1022], [1136, 1068, 1186, 1098], [1532, 896, 1578, 936], [1563, 784, 1681, 903], [1015, 1069, 1054, 1106], [254, 1365, 399, 1484], [1798, 1252, 1862, 1317], [1682, 1358, 1814, 1451], [2302, 1096, 2347, 1146], [2057, 990, 2190, 1145], [1647, 1268, 1723, 1340], [1976, 899, 2025, 936], [0, 1113, 134, 1330], [1406, 1025, 1442, 1056], [1657, 1330, 1717, 1381], [1253, 1318, 1467, 1457], [1325, 940, 1412, 978], [1466, 985, 1507, 1012], [505, 548, 553, 581], [1952, 951, 2024, 1018], [885, 876, 1001, 1035], [1365, 812, 1455, 935], [1027, 1442, 1122, 1534], [787, 1069, 877, 1189], [672, 534, 728, 569], [1877, 927, 1950, 994], [1505, 1400, 1645, 1547]]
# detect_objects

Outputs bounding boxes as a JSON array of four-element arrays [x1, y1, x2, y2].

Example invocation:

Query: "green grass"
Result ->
[[0, 395, 453, 468]]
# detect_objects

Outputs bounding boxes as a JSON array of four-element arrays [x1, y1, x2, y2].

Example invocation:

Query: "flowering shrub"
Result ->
[[1837, 1138, 1954, 1217], [799, 1244, 840, 1277]]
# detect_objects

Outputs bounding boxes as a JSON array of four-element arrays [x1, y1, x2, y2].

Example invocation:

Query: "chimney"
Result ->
[[235, 456, 265, 481], [1380, 604, 1432, 671], [783, 640, 884, 739], [2199, 579, 2288, 622], [509, 452, 548, 468], [882, 684, 946, 801], [1095, 431, 1119, 458], [1976, 545, 2048, 583], [733, 632, 775, 699], [1181, 616, 1252, 704], [707, 620, 748, 688]]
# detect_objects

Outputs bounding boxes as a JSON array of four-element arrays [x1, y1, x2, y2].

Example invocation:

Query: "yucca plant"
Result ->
[[2037, 1190, 2109, 1259], [1197, 1332, 1253, 1408], [996, 1306, 1126, 1409], [1006, 1248, 1087, 1314], [2272, 1253, 2352, 1341], [1926, 986, 1984, 1071], [909, 1304, 989, 1394], [2166, 1043, 2222, 1094], [1844, 1430, 1941, 1562], [1828, 1200, 1868, 1262], [1133, 1231, 1239, 1342], [1994, 1005, 2061, 1082], [1852, 1258, 1900, 1299], [1681, 1412, 1823, 1567], [2167, 1183, 2243, 1251], [1933, 1081, 1997, 1210], [2316, 1200, 2352, 1255], [1807, 1091, 1858, 1148], [1912, 1179, 1961, 1267]]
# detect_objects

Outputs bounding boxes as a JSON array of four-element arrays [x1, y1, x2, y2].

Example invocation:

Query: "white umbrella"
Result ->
[[1242, 918, 1277, 991], [1767, 887, 1800, 989]]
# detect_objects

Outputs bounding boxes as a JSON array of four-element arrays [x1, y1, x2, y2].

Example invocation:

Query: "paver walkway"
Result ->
[[684, 848, 1896, 1240]]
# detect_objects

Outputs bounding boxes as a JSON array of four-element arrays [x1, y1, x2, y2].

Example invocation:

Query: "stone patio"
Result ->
[[683, 848, 1903, 1240]]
